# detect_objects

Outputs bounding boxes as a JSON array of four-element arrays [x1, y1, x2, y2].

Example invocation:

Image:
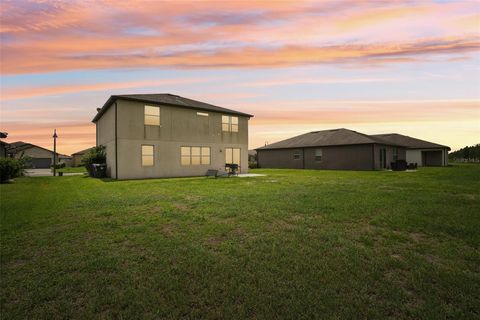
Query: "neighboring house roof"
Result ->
[[72, 147, 94, 156], [256, 128, 402, 150], [92, 93, 254, 122], [8, 141, 72, 158], [371, 133, 451, 150]]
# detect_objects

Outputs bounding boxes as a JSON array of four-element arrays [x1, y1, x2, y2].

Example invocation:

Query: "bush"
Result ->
[[0, 157, 27, 183], [51, 162, 66, 169], [82, 146, 106, 175], [248, 161, 258, 169]]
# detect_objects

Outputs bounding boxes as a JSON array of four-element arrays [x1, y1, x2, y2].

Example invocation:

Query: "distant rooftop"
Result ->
[[256, 128, 401, 150], [371, 133, 450, 150], [92, 93, 253, 122]]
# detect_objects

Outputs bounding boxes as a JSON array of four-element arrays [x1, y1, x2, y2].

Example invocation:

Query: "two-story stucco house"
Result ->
[[92, 94, 253, 179]]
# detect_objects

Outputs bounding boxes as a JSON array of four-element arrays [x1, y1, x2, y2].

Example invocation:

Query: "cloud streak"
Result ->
[[1, 1, 479, 74]]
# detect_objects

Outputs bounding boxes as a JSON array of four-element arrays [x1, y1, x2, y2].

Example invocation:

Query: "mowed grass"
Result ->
[[57, 166, 87, 173], [1, 165, 479, 319]]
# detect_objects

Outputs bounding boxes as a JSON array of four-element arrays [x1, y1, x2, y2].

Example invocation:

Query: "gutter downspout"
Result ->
[[115, 102, 118, 180]]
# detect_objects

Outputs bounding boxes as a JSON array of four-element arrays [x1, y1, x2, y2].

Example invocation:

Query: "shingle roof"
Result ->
[[256, 128, 402, 150], [371, 133, 450, 150], [72, 147, 94, 156], [8, 141, 72, 158], [92, 93, 253, 122]]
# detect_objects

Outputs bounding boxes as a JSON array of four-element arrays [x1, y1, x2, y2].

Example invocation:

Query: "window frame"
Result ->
[[293, 150, 301, 160], [181, 146, 211, 166], [144, 105, 160, 126], [225, 147, 241, 165], [141, 145, 154, 167], [315, 148, 323, 162], [222, 115, 239, 133]]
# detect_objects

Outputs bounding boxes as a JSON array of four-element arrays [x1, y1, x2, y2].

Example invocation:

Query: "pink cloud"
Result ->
[[1, 1, 479, 74]]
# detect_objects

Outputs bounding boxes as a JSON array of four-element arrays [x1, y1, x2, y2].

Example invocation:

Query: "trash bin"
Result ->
[[91, 164, 107, 178]]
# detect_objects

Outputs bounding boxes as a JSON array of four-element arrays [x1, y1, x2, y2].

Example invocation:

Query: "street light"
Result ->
[[53, 129, 58, 176]]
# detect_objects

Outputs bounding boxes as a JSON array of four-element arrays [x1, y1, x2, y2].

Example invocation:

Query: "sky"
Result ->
[[0, 0, 479, 155]]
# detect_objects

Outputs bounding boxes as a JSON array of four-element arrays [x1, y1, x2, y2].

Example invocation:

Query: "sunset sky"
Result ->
[[1, 0, 479, 155]]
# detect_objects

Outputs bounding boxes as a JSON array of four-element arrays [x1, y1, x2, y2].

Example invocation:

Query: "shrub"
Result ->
[[0, 157, 27, 183], [51, 162, 66, 169], [82, 146, 106, 174], [248, 161, 258, 169]]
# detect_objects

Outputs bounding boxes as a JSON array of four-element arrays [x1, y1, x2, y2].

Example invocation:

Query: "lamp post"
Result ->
[[53, 129, 58, 176]]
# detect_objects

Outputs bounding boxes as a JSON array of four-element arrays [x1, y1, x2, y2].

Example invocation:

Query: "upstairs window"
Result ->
[[315, 149, 323, 162], [144, 105, 160, 126], [231, 116, 238, 132], [222, 115, 239, 132], [181, 146, 210, 165], [142, 145, 154, 166]]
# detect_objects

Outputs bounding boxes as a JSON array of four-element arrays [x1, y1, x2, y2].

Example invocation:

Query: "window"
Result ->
[[225, 148, 241, 165], [197, 112, 209, 117], [393, 147, 398, 161], [222, 115, 239, 132], [142, 145, 154, 166], [201, 147, 210, 165], [144, 105, 160, 126], [222, 115, 230, 132], [293, 150, 301, 160], [231, 116, 238, 132], [315, 149, 323, 162], [380, 147, 387, 169], [181, 146, 210, 165], [181, 147, 190, 166]]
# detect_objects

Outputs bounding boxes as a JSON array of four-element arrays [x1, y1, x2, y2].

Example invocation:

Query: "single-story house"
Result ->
[[93, 93, 253, 179], [71, 147, 94, 167], [256, 128, 406, 170], [371, 133, 450, 166], [9, 141, 72, 168]]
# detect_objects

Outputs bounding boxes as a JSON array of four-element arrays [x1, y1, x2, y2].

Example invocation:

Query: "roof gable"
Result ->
[[92, 93, 253, 122]]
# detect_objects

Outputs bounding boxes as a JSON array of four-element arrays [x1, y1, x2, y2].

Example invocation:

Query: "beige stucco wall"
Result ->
[[96, 99, 250, 179], [96, 103, 117, 178]]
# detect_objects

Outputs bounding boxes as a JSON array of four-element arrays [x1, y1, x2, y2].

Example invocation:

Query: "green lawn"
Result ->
[[57, 166, 87, 173], [1, 165, 479, 319]]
